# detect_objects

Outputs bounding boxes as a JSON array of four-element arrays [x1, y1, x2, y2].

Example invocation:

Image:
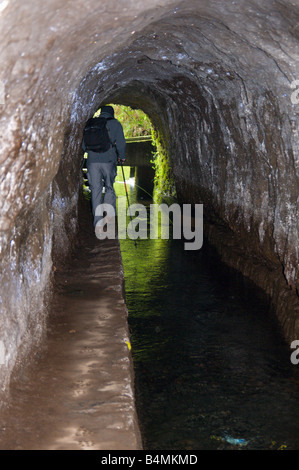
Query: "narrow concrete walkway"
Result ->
[[0, 200, 142, 450]]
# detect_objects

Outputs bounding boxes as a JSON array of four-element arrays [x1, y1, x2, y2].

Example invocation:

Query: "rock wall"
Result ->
[[0, 0, 298, 392]]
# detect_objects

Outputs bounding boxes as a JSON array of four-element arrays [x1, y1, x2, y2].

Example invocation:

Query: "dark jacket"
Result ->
[[82, 111, 126, 163]]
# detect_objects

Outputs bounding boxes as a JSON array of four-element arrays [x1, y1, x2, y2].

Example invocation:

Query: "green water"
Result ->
[[116, 169, 299, 451]]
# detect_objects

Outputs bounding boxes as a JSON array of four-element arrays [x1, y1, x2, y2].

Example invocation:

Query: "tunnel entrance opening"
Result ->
[[81, 101, 177, 213], [105, 102, 176, 205]]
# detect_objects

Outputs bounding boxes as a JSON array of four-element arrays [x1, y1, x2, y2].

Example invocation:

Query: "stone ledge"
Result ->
[[0, 205, 142, 450]]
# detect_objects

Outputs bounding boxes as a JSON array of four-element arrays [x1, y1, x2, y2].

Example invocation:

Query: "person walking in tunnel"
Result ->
[[82, 105, 126, 237]]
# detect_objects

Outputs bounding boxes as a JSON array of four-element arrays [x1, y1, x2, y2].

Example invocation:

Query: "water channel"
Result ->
[[115, 169, 299, 451]]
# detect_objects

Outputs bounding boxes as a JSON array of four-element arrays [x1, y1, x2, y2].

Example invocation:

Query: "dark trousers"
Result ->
[[87, 161, 117, 226]]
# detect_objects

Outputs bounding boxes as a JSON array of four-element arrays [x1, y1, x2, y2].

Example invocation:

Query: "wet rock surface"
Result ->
[[0, 0, 298, 400], [0, 202, 141, 450]]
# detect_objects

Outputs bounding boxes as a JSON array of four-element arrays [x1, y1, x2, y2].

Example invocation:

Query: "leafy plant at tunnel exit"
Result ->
[[99, 104, 153, 138], [150, 127, 176, 204]]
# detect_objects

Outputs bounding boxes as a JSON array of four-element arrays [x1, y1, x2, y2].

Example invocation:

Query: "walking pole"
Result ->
[[119, 159, 137, 248]]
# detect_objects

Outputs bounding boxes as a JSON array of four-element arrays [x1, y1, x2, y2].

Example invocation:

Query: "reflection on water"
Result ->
[[116, 169, 299, 450]]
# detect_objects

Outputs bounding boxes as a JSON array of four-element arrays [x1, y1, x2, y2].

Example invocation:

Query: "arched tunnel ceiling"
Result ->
[[72, 0, 298, 122], [0, 0, 298, 392]]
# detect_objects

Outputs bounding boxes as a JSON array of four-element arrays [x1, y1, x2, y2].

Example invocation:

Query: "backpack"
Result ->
[[83, 116, 114, 153]]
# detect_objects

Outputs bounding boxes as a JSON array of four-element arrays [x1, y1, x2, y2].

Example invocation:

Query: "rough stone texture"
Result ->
[[0, 0, 298, 394]]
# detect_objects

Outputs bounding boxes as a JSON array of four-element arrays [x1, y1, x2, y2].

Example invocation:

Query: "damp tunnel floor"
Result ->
[[0, 199, 142, 451]]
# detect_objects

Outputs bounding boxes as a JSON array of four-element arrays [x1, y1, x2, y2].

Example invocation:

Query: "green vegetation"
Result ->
[[151, 128, 176, 204], [95, 104, 152, 138], [114, 105, 152, 138]]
